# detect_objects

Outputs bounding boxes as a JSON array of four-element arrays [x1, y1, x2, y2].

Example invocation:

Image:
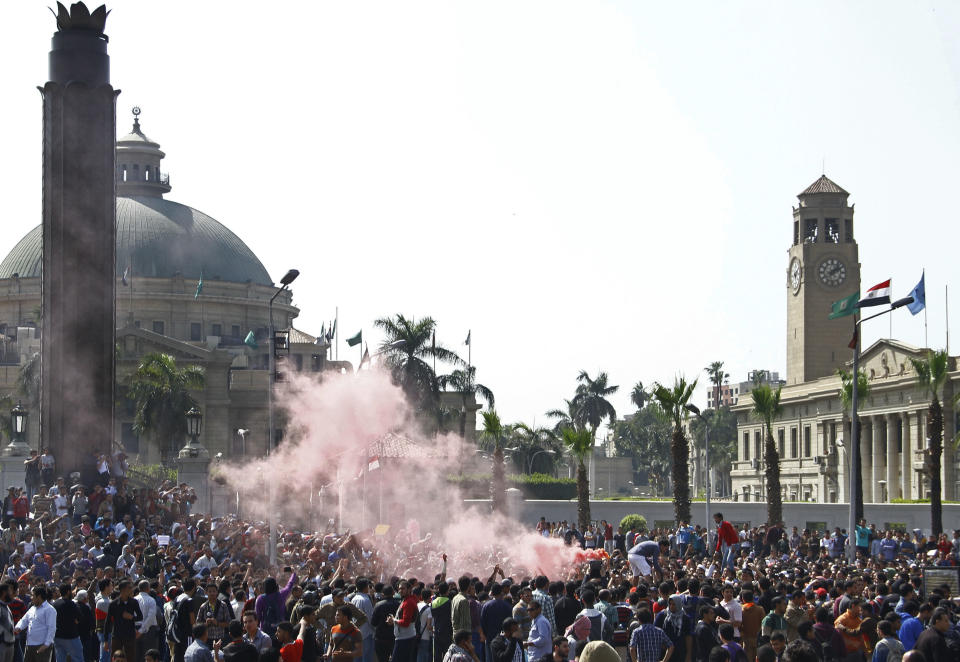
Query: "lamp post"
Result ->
[[4, 401, 30, 456], [525, 449, 556, 474], [846, 295, 914, 561], [268, 268, 299, 566], [685, 403, 711, 527], [183, 406, 203, 450]]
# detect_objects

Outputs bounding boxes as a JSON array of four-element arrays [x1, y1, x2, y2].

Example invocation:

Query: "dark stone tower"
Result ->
[[40, 3, 117, 476]]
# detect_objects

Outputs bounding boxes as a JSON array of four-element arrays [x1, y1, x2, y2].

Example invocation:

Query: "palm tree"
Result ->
[[572, 370, 619, 439], [511, 423, 562, 475], [438, 366, 494, 439], [750, 369, 768, 386], [545, 399, 577, 433], [751, 384, 784, 525], [838, 368, 869, 522], [909, 349, 949, 535], [561, 425, 594, 530], [479, 410, 511, 513], [651, 376, 698, 524], [373, 314, 464, 411], [630, 382, 649, 410], [705, 361, 729, 411], [126, 353, 205, 461]]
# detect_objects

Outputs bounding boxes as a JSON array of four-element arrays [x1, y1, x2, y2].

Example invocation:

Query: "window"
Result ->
[[754, 431, 761, 462], [778, 428, 786, 457], [211, 323, 222, 337], [804, 218, 818, 243], [793, 220, 799, 245], [743, 432, 750, 460], [844, 219, 853, 243], [190, 323, 202, 341], [804, 426, 811, 457], [825, 218, 839, 243], [231, 325, 240, 339], [789, 428, 797, 458], [152, 320, 164, 335], [294, 354, 303, 371]]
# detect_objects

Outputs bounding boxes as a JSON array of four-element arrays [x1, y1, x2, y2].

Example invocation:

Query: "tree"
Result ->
[[373, 314, 463, 412], [126, 353, 205, 461], [651, 376, 697, 524], [561, 425, 594, 530], [612, 403, 673, 495], [750, 369, 768, 386], [479, 410, 511, 514], [572, 370, 619, 438], [630, 382, 650, 410], [909, 349, 949, 535], [751, 384, 784, 525], [438, 366, 494, 439], [545, 399, 577, 432], [510, 423, 562, 475], [688, 406, 738, 497], [838, 368, 869, 522], [705, 361, 729, 411]]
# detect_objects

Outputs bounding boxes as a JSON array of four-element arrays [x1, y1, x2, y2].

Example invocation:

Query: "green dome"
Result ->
[[0, 196, 273, 286]]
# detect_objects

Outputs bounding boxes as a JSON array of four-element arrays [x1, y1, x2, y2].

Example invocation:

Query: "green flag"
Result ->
[[346, 330, 362, 347], [194, 272, 204, 300], [829, 291, 859, 319], [243, 330, 258, 349]]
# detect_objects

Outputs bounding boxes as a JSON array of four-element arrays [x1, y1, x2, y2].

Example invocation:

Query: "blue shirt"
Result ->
[[628, 541, 662, 570], [898, 615, 923, 651], [676, 526, 694, 544], [879, 538, 899, 560], [629, 624, 672, 662], [855, 526, 871, 548]]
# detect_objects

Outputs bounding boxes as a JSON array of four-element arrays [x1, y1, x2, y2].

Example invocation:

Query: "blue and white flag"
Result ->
[[907, 272, 925, 315]]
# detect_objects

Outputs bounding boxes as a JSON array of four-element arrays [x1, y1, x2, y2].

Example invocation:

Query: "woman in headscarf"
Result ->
[[653, 595, 693, 662]]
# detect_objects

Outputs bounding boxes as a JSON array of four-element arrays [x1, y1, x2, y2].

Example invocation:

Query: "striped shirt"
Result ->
[[629, 624, 672, 662]]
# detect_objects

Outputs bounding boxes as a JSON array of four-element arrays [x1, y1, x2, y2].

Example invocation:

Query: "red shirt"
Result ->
[[280, 639, 303, 662], [716, 521, 739, 550], [12, 496, 28, 518]]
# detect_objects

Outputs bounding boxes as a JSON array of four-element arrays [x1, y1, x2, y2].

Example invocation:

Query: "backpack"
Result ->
[[814, 629, 839, 662], [166, 599, 193, 645]]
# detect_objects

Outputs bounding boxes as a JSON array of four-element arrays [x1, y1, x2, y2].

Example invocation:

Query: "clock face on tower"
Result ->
[[817, 257, 847, 287], [790, 258, 802, 294]]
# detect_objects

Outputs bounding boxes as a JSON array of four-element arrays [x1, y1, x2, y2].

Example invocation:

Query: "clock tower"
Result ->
[[786, 175, 861, 385]]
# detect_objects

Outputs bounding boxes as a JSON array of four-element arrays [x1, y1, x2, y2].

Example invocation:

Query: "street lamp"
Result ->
[[685, 403, 711, 527], [268, 267, 299, 566], [526, 449, 556, 474], [179, 406, 206, 458], [846, 295, 913, 561], [4, 401, 29, 456]]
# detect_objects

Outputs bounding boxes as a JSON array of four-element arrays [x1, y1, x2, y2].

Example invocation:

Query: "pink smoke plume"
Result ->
[[219, 366, 582, 578]]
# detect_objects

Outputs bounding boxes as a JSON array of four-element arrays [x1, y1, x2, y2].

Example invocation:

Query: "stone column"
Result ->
[[885, 414, 898, 501], [901, 411, 912, 500], [862, 418, 874, 503]]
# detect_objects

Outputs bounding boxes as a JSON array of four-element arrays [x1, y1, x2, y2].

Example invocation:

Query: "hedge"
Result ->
[[448, 473, 577, 500]]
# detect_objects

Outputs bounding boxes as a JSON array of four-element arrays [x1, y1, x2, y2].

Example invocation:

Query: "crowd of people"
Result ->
[[1, 466, 959, 662]]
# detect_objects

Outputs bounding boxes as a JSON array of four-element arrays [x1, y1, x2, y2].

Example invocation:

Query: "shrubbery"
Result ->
[[449, 473, 577, 499], [619, 514, 647, 532]]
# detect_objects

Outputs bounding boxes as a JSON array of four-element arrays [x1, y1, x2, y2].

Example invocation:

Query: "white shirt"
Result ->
[[720, 598, 742, 637], [14, 601, 57, 646], [53, 495, 69, 517], [135, 592, 158, 633], [193, 555, 218, 574]]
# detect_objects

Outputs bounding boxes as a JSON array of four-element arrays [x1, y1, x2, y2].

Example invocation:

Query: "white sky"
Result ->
[[2, 1, 959, 427]]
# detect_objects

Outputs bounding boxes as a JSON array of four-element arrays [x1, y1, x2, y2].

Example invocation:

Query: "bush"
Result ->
[[619, 514, 647, 532], [448, 473, 576, 500]]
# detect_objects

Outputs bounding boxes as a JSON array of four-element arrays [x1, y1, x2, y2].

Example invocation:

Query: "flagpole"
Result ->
[[924, 270, 928, 348], [335, 306, 339, 361], [947, 285, 950, 354]]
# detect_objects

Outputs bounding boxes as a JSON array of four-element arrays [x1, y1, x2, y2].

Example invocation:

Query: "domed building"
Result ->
[[0, 112, 336, 464]]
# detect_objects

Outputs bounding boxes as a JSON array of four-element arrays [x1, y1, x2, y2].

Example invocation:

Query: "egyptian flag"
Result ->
[[859, 279, 891, 307]]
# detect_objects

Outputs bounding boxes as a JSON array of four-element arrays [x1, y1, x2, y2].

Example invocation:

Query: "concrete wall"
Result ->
[[482, 499, 960, 535]]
